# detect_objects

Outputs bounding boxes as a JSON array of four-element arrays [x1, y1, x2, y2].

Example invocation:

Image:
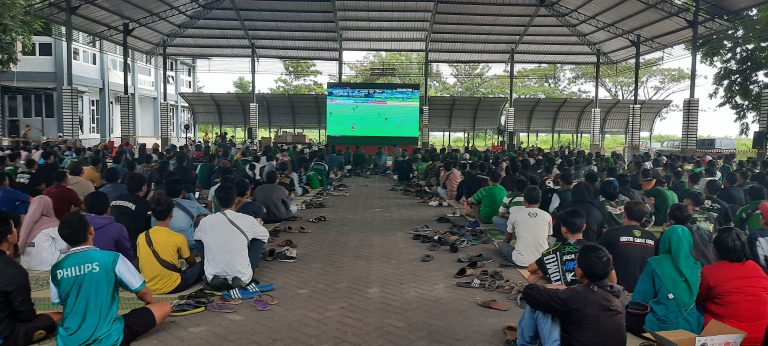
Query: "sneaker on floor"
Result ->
[[468, 253, 493, 263], [465, 220, 480, 229], [275, 249, 297, 262]]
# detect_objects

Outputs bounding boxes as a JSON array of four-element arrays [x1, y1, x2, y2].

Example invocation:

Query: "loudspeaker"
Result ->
[[753, 131, 766, 149]]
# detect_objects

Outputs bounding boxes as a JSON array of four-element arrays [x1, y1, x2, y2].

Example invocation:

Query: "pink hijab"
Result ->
[[18, 196, 59, 254]]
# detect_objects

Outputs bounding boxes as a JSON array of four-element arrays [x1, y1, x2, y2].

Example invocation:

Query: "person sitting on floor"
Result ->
[[508, 243, 628, 346], [492, 178, 527, 232], [51, 212, 171, 345], [696, 227, 768, 346], [598, 200, 656, 293], [251, 171, 296, 224], [234, 180, 266, 221], [0, 211, 61, 346], [43, 170, 82, 221], [496, 186, 552, 268], [82, 156, 103, 188], [17, 196, 68, 271], [98, 167, 128, 203], [155, 178, 209, 255], [84, 191, 135, 262], [110, 173, 151, 253], [65, 162, 94, 201], [194, 182, 271, 297], [464, 170, 507, 225], [526, 209, 590, 286], [631, 224, 704, 334], [137, 195, 203, 295]]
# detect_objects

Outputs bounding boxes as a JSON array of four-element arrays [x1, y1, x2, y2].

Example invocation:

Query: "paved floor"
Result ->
[[135, 176, 525, 346]]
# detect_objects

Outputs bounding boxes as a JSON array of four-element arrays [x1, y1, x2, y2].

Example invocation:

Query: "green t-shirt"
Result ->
[[735, 200, 764, 233], [306, 171, 321, 189], [196, 163, 215, 189], [51, 247, 146, 346], [645, 187, 678, 226], [471, 184, 507, 224]]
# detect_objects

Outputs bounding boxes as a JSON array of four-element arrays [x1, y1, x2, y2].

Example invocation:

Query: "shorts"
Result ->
[[2, 314, 56, 346], [121, 307, 156, 345]]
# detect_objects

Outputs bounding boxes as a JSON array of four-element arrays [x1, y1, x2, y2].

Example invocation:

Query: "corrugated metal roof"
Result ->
[[32, 0, 768, 63]]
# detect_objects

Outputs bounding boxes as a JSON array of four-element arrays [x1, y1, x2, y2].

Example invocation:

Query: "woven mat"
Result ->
[[32, 295, 177, 313]]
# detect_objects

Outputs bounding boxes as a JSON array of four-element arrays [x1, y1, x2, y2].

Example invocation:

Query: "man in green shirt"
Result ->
[[645, 179, 678, 226], [51, 212, 170, 346], [734, 185, 767, 233], [466, 170, 507, 224]]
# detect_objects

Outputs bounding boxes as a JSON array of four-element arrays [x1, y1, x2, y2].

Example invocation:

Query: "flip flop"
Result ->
[[276, 239, 298, 248], [317, 216, 327, 221], [476, 298, 509, 311], [284, 226, 299, 233], [249, 298, 271, 311], [206, 302, 237, 313], [421, 254, 434, 262], [490, 270, 505, 281], [456, 278, 486, 289], [222, 288, 258, 300], [299, 226, 312, 233], [309, 218, 319, 223], [466, 261, 485, 269], [257, 294, 279, 305], [214, 297, 244, 305], [453, 267, 475, 278], [427, 242, 440, 251], [170, 303, 206, 316], [477, 270, 490, 281], [484, 279, 499, 292]]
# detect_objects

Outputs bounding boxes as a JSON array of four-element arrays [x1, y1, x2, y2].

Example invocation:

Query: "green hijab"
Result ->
[[648, 225, 702, 309]]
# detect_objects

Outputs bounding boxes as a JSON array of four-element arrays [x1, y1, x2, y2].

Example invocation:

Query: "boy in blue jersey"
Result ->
[[50, 212, 170, 345]]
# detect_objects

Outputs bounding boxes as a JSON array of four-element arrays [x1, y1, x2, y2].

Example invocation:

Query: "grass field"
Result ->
[[326, 102, 420, 137]]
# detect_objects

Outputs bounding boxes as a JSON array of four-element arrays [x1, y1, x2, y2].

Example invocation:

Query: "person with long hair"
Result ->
[[631, 225, 703, 333], [18, 196, 68, 271]]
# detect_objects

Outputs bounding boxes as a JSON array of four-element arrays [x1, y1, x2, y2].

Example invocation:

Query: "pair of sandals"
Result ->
[[308, 216, 328, 223], [304, 202, 328, 209], [284, 226, 311, 233], [208, 294, 280, 313]]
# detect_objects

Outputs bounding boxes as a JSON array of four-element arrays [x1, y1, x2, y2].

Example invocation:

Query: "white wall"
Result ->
[[13, 37, 55, 73], [137, 97, 156, 137]]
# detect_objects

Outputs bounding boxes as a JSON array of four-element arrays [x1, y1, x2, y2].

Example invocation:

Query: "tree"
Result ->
[[196, 78, 205, 92], [343, 52, 448, 95], [231, 76, 251, 93], [699, 6, 768, 135], [514, 65, 585, 98], [568, 59, 690, 104], [441, 63, 508, 97], [0, 0, 42, 70], [269, 60, 325, 94]]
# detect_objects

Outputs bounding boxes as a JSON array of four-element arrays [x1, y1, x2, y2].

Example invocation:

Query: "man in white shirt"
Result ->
[[496, 186, 553, 268], [194, 182, 270, 294]]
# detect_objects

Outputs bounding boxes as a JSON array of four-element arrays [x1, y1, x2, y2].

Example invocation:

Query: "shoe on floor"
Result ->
[[275, 248, 298, 262], [465, 220, 480, 229]]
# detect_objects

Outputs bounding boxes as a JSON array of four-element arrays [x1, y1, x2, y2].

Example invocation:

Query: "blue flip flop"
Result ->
[[222, 288, 258, 300]]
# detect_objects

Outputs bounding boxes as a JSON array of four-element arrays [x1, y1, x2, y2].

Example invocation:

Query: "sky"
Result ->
[[196, 51, 745, 138]]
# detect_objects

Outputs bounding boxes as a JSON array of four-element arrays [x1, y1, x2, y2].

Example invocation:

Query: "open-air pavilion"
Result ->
[[31, 0, 768, 153]]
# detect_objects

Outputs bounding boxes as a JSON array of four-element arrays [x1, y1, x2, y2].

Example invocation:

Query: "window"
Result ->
[[170, 107, 177, 137], [82, 51, 90, 64], [73, 47, 80, 61], [109, 58, 118, 70], [38, 43, 52, 56], [186, 67, 192, 77], [44, 94, 54, 118], [34, 95, 43, 118], [22, 95, 32, 118], [136, 65, 151, 76], [90, 99, 99, 134], [168, 61, 175, 71], [7, 96, 18, 118], [91, 53, 97, 66], [22, 42, 36, 56]]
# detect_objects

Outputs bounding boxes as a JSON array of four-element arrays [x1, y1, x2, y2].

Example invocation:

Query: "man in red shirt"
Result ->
[[43, 171, 82, 219]]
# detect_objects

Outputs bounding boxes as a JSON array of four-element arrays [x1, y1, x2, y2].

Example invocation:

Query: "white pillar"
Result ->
[[682, 98, 699, 155], [590, 108, 602, 153]]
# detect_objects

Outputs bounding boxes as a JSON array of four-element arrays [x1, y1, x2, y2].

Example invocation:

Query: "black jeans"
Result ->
[[168, 262, 205, 294]]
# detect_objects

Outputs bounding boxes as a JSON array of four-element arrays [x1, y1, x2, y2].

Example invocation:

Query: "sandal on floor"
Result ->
[[453, 267, 475, 278], [476, 298, 509, 311], [477, 270, 490, 281], [427, 242, 440, 251], [456, 278, 486, 288], [299, 226, 312, 233], [249, 298, 271, 311], [504, 325, 518, 344], [465, 261, 485, 269], [276, 239, 298, 248], [170, 303, 206, 316], [206, 302, 237, 313], [284, 226, 299, 233], [421, 254, 434, 262], [490, 270, 505, 281], [257, 294, 279, 305], [484, 279, 499, 292], [214, 297, 244, 305]]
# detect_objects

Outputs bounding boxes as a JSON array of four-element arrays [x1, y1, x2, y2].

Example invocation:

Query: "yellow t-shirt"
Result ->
[[82, 166, 103, 187], [136, 226, 189, 294]]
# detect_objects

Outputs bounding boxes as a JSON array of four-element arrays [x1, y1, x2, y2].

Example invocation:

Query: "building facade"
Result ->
[[0, 30, 197, 146]]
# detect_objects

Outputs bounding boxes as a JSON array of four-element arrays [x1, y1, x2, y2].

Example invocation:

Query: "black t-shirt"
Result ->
[[598, 225, 656, 292], [14, 171, 44, 197], [109, 193, 150, 250], [237, 200, 265, 219], [702, 196, 733, 228], [535, 239, 589, 286]]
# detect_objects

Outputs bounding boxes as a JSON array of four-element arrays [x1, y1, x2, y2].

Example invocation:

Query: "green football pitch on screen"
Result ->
[[326, 86, 420, 137]]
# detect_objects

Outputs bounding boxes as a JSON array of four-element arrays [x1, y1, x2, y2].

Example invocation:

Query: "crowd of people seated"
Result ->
[[394, 146, 768, 345], [1, 138, 768, 345], [0, 138, 350, 345]]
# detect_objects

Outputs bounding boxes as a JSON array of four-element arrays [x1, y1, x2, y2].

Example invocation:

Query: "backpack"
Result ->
[[747, 231, 768, 274]]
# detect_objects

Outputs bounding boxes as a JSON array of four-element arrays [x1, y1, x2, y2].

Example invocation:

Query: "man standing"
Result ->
[[0, 212, 60, 346], [496, 186, 552, 268], [51, 212, 170, 345]]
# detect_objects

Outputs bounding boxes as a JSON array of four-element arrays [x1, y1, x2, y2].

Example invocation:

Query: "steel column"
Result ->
[[689, 0, 700, 99], [65, 0, 73, 87], [122, 23, 130, 95], [162, 44, 168, 101]]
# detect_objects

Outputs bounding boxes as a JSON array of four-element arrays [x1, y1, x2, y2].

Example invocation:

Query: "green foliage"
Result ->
[[343, 52, 447, 95], [699, 5, 768, 136], [515, 65, 584, 98], [0, 0, 41, 70], [439, 63, 508, 97], [231, 76, 251, 93], [568, 59, 690, 102], [269, 60, 325, 94]]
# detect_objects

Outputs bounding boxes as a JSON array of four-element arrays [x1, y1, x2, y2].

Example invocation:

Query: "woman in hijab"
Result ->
[[631, 225, 704, 333], [18, 196, 68, 271]]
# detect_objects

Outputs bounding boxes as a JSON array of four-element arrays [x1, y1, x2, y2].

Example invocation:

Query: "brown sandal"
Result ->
[[299, 226, 312, 233], [284, 226, 299, 233], [257, 294, 279, 305], [476, 298, 509, 311]]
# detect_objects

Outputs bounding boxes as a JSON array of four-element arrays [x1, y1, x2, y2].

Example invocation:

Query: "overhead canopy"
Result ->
[[428, 97, 508, 132], [513, 98, 672, 135], [179, 92, 326, 129], [34, 0, 768, 64]]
